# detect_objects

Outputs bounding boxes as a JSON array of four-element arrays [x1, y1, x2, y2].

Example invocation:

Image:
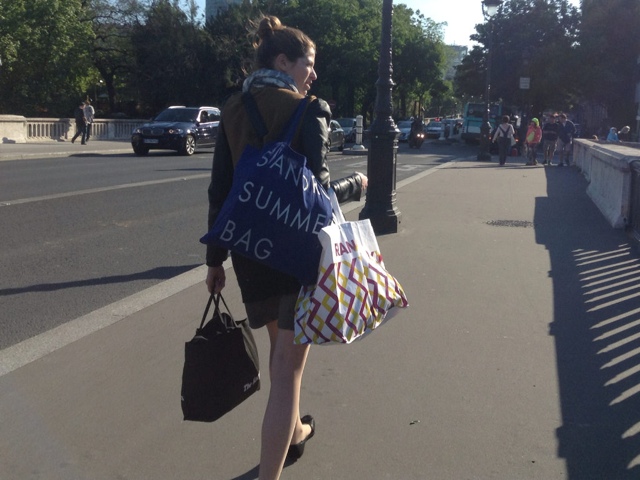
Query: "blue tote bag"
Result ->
[[200, 95, 332, 286]]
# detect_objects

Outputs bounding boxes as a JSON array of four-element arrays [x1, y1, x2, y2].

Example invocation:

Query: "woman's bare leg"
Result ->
[[265, 321, 310, 443], [258, 328, 310, 480]]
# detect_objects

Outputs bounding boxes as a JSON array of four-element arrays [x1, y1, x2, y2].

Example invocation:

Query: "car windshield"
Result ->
[[398, 121, 413, 129], [428, 122, 443, 128], [154, 108, 198, 122], [337, 118, 355, 128]]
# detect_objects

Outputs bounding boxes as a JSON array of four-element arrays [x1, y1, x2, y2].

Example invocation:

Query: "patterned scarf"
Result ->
[[242, 69, 299, 94]]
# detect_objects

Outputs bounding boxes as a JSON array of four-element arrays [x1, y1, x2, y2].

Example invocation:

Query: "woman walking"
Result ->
[[525, 118, 542, 166], [205, 15, 367, 480]]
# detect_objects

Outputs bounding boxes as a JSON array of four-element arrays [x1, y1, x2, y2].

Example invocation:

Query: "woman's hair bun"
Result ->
[[257, 15, 283, 40]]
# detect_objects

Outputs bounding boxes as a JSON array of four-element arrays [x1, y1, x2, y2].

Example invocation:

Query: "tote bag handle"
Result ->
[[198, 293, 232, 330], [328, 188, 347, 225], [242, 93, 308, 146]]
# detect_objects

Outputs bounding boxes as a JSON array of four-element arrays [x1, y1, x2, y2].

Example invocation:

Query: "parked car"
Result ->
[[425, 121, 445, 138], [397, 120, 413, 142], [328, 120, 345, 151], [131, 106, 221, 156], [336, 117, 357, 143]]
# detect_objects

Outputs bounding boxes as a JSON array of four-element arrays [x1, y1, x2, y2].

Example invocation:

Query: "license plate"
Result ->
[[143, 139, 159, 144]]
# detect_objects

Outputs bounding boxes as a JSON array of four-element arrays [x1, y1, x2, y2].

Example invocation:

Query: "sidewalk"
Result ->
[[0, 139, 132, 161], [2, 152, 640, 479]]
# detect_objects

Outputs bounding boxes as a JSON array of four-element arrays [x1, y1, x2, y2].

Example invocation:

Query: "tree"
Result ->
[[578, 0, 640, 131], [0, 0, 95, 116], [454, 0, 580, 118], [280, 0, 382, 119], [85, 0, 149, 116], [204, 0, 447, 121], [131, 0, 210, 115], [392, 5, 447, 118], [202, 1, 269, 103]]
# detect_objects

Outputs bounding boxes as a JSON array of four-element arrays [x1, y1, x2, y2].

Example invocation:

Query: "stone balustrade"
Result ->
[[0, 115, 144, 143], [573, 139, 640, 229]]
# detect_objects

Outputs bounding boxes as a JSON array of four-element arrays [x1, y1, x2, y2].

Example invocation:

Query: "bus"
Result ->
[[461, 102, 502, 144]]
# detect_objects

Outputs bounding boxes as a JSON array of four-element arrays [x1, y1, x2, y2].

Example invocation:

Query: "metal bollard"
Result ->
[[353, 115, 366, 151]]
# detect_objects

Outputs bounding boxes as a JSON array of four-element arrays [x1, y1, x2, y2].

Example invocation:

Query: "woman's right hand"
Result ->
[[206, 266, 226, 294]]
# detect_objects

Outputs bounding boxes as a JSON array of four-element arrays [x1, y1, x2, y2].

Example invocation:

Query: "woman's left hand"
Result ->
[[356, 171, 368, 192], [206, 266, 226, 294]]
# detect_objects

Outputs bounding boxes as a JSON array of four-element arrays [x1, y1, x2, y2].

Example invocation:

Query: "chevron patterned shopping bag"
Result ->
[[293, 192, 408, 345]]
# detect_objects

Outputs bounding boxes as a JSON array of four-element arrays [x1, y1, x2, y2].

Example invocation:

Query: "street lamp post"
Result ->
[[359, 0, 401, 234], [477, 0, 502, 161]]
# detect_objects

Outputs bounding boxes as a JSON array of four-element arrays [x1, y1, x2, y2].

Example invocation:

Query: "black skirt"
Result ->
[[231, 252, 301, 304]]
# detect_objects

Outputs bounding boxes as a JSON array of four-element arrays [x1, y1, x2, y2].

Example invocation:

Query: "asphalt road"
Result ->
[[0, 140, 473, 350]]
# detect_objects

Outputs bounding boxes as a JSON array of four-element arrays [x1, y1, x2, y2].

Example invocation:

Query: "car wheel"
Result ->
[[338, 139, 344, 151], [133, 144, 149, 156], [180, 135, 196, 156]]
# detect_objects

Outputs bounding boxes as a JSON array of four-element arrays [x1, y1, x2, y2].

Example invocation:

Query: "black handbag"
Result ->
[[181, 293, 260, 422]]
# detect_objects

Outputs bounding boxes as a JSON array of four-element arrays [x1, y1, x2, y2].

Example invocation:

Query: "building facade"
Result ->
[[206, 0, 242, 20]]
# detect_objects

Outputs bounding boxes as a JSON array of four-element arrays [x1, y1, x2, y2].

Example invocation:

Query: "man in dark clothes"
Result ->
[[71, 101, 87, 144], [542, 114, 560, 166]]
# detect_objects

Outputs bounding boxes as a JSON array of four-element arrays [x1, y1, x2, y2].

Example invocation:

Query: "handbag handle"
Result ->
[[198, 293, 232, 330]]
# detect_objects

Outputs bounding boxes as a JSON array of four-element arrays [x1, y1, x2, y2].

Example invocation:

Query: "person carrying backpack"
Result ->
[[492, 115, 515, 166]]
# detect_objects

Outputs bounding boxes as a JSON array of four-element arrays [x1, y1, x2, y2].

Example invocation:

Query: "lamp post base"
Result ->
[[359, 129, 401, 235]]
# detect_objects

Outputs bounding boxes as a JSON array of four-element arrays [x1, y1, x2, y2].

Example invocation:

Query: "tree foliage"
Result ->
[[203, 0, 446, 120], [85, 0, 147, 114], [577, 0, 640, 129], [0, 0, 94, 116], [454, 0, 580, 118], [130, 0, 212, 114], [0, 0, 450, 119]]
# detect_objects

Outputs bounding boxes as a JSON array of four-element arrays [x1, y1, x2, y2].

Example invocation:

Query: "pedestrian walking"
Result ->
[[84, 100, 95, 143], [557, 113, 576, 166], [71, 101, 87, 144], [541, 114, 560, 165], [524, 118, 542, 166], [204, 15, 367, 480], [492, 115, 515, 166]]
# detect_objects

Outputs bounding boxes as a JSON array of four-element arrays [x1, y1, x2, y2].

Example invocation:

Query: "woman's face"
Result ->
[[277, 48, 317, 95]]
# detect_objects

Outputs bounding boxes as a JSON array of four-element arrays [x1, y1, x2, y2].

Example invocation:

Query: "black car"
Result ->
[[131, 106, 221, 156]]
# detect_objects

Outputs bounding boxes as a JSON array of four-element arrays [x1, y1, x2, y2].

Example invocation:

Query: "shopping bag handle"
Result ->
[[328, 188, 346, 225], [198, 293, 232, 330]]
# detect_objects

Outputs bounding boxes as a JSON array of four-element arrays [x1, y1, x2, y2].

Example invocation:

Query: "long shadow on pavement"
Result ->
[[536, 166, 640, 479]]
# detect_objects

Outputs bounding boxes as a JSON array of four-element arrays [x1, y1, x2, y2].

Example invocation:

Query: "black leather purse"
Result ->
[[181, 293, 260, 422]]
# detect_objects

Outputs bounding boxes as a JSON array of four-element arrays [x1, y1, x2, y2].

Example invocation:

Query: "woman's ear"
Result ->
[[274, 53, 290, 72]]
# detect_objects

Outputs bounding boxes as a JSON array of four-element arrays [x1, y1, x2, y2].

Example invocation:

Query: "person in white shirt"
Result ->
[[492, 115, 515, 166], [83, 100, 95, 143]]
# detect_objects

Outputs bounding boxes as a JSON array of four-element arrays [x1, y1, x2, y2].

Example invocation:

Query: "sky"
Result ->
[[398, 0, 581, 47], [195, 0, 582, 49]]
